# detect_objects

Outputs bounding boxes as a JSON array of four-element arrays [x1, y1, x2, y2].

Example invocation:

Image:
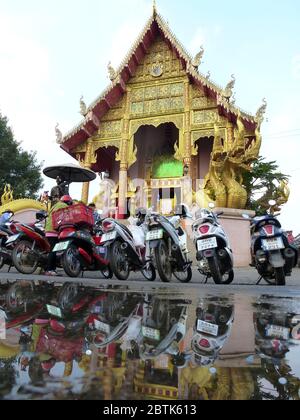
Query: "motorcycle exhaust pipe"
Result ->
[[284, 248, 296, 272], [121, 243, 128, 251]]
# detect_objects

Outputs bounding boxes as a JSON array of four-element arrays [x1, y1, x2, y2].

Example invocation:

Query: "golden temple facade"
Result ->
[[58, 5, 266, 215]]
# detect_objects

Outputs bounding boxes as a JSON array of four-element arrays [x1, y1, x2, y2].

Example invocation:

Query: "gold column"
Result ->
[[182, 81, 193, 207], [81, 139, 94, 204], [118, 89, 131, 217]]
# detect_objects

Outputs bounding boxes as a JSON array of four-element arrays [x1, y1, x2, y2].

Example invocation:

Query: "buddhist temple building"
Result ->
[[58, 3, 266, 217]]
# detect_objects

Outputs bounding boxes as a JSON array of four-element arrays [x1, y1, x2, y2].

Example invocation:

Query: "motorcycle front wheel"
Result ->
[[62, 245, 82, 278], [12, 240, 39, 275], [6, 282, 33, 313], [155, 241, 172, 283], [141, 263, 156, 282], [173, 266, 193, 283], [109, 240, 130, 281]]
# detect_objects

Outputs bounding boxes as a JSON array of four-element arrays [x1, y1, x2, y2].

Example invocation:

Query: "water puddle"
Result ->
[[0, 281, 299, 400]]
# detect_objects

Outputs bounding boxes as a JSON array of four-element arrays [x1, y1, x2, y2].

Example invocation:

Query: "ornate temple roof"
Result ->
[[60, 7, 259, 152]]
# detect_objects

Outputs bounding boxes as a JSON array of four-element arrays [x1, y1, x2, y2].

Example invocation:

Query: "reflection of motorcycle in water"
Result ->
[[87, 291, 141, 349], [138, 296, 190, 361], [2, 282, 53, 330], [191, 298, 234, 366], [254, 300, 300, 361]]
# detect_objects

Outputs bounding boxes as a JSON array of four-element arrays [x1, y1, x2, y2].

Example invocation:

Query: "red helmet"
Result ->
[[60, 195, 73, 204]]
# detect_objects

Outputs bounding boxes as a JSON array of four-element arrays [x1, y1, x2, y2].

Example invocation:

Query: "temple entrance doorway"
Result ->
[[129, 123, 183, 213]]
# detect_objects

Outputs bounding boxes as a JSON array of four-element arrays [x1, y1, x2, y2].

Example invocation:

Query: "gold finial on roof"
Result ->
[[153, 0, 157, 16]]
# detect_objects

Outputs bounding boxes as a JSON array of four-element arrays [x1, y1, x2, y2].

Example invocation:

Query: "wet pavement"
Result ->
[[0, 277, 300, 400]]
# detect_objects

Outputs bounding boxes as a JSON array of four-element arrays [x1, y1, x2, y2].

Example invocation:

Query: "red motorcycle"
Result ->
[[11, 212, 50, 275], [52, 204, 113, 278]]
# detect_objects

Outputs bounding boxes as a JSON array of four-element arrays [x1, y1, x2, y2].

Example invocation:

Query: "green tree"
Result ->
[[243, 157, 289, 215], [0, 113, 43, 199]]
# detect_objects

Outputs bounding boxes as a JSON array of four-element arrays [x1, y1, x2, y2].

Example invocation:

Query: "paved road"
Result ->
[[1, 267, 300, 297]]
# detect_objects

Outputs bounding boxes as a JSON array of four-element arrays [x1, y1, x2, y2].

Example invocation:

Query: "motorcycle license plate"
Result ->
[[101, 231, 117, 243], [262, 237, 284, 251], [197, 237, 217, 252], [53, 241, 70, 253], [5, 234, 20, 245], [142, 326, 160, 341], [146, 229, 164, 241], [266, 325, 290, 340], [94, 319, 110, 334], [197, 320, 219, 337], [46, 305, 63, 318]]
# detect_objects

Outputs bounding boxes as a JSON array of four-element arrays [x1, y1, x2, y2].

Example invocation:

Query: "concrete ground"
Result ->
[[1, 267, 299, 297]]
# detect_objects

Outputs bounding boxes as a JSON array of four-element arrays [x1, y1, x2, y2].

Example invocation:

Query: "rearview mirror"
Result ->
[[208, 202, 215, 209], [269, 200, 277, 207]]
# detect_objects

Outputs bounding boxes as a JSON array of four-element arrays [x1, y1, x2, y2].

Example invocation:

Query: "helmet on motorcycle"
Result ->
[[60, 195, 73, 205]]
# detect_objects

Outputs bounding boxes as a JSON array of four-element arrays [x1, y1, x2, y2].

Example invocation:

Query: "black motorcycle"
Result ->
[[244, 201, 298, 286]]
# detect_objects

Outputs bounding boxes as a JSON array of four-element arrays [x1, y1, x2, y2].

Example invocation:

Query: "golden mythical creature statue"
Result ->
[[203, 125, 227, 208], [204, 113, 263, 209], [257, 179, 290, 214], [1, 184, 14, 205]]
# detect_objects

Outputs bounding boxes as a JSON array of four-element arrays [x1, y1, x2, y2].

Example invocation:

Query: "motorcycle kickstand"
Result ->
[[8, 264, 12, 273], [256, 276, 263, 285], [203, 276, 209, 284]]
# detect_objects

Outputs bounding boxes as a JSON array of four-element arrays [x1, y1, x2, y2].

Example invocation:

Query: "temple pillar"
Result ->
[[80, 139, 94, 204], [182, 81, 192, 206], [118, 164, 128, 217], [81, 181, 90, 204], [117, 89, 131, 218]]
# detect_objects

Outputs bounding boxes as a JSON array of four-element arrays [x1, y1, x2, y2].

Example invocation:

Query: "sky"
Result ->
[[0, 0, 299, 232]]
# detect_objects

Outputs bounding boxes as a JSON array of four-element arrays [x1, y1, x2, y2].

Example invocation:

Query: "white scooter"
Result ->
[[101, 208, 156, 281], [145, 204, 193, 283], [192, 203, 234, 284]]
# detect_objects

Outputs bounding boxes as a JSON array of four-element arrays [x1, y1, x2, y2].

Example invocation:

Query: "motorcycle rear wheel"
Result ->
[[141, 263, 156, 282], [109, 240, 130, 281], [208, 257, 234, 285], [12, 240, 39, 275], [62, 245, 82, 278], [155, 241, 172, 283], [275, 267, 286, 286], [173, 266, 193, 283]]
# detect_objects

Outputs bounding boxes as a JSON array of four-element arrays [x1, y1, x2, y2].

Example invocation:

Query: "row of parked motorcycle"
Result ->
[[0, 200, 298, 286]]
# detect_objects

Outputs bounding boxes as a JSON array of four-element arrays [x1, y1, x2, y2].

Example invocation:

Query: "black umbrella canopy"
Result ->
[[43, 164, 97, 183]]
